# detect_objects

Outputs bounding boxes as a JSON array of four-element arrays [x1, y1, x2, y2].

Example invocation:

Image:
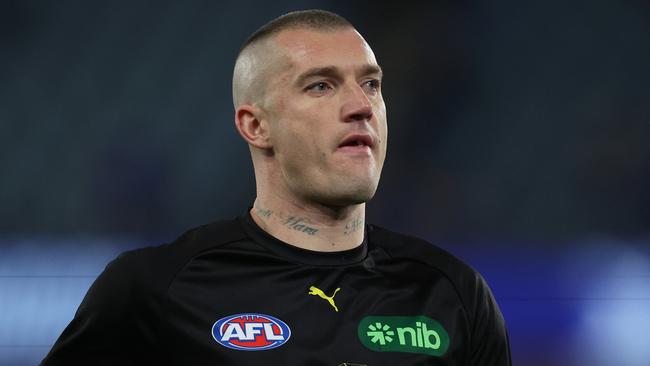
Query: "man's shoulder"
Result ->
[[124, 217, 246, 259], [369, 224, 473, 270], [106, 217, 249, 288], [366, 226, 510, 364], [367, 224, 483, 292]]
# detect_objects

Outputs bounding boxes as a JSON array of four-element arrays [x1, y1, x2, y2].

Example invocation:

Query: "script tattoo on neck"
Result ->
[[255, 207, 272, 218], [283, 216, 319, 236], [344, 217, 364, 235]]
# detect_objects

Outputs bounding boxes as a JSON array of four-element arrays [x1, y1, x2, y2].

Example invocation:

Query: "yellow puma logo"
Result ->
[[308, 285, 341, 312]]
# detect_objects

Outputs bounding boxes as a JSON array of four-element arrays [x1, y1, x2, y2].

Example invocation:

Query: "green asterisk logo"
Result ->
[[366, 322, 395, 345]]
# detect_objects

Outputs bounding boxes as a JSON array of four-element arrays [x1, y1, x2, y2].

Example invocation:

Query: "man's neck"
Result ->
[[249, 197, 366, 252]]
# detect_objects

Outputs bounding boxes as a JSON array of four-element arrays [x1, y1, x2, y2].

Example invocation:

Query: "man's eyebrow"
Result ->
[[359, 64, 383, 79], [295, 64, 383, 86], [295, 66, 342, 85]]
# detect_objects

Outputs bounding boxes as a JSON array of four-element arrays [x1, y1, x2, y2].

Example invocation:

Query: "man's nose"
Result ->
[[341, 83, 373, 123]]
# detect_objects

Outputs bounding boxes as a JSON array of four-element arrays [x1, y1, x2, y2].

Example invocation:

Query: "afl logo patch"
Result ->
[[212, 313, 291, 351]]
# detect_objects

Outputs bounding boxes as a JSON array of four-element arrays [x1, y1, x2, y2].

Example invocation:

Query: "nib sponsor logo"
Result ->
[[366, 322, 394, 345], [358, 316, 450, 356]]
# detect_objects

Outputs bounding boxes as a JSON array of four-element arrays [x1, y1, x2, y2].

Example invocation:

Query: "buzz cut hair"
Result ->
[[239, 9, 353, 53], [232, 10, 354, 108]]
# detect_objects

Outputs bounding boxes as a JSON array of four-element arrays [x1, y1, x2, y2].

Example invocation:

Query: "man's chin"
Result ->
[[289, 173, 381, 207], [318, 183, 378, 207]]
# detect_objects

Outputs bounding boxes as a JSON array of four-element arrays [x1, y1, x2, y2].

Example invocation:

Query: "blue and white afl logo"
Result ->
[[212, 313, 291, 351]]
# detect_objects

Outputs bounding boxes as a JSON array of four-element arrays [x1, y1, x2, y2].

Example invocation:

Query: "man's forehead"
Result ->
[[270, 27, 379, 74]]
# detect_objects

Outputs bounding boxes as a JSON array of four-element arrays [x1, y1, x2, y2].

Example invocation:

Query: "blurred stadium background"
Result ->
[[1, 1, 648, 365]]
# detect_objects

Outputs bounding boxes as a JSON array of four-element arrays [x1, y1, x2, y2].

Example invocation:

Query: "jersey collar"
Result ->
[[239, 210, 369, 266]]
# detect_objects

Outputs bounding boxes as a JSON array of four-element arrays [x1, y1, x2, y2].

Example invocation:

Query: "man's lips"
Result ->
[[337, 134, 375, 150]]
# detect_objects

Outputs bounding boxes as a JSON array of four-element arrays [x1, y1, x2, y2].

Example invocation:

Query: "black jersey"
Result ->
[[41, 213, 511, 366]]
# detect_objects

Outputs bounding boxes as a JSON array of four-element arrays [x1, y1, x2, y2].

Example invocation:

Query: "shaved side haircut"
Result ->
[[239, 9, 352, 53], [232, 10, 354, 108]]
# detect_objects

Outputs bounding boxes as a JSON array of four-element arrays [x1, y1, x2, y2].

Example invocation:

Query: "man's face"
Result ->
[[262, 28, 387, 207]]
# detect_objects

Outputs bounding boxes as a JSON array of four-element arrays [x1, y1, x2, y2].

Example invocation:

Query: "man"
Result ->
[[42, 10, 511, 365]]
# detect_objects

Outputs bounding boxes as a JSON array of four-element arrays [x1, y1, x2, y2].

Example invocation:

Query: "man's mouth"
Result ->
[[338, 134, 374, 151]]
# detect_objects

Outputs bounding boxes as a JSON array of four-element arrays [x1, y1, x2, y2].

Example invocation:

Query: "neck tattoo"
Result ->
[[283, 216, 319, 236], [255, 207, 273, 218], [344, 218, 364, 235]]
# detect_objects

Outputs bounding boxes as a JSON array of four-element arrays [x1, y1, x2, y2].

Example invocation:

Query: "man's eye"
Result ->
[[305, 82, 332, 93], [363, 79, 381, 93]]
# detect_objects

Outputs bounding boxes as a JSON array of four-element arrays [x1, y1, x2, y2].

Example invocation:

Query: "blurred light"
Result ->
[[0, 236, 143, 365], [575, 246, 650, 365]]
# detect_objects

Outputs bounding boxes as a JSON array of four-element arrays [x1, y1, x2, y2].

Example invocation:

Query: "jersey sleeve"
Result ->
[[466, 273, 512, 366], [40, 250, 164, 365]]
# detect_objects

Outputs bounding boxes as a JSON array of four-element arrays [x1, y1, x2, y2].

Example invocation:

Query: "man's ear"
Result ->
[[235, 104, 272, 149]]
